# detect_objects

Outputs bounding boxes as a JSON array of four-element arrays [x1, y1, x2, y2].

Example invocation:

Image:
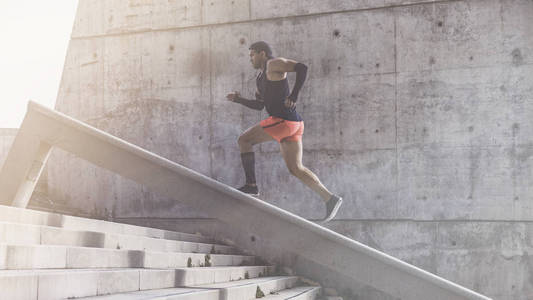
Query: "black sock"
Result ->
[[240, 152, 256, 185]]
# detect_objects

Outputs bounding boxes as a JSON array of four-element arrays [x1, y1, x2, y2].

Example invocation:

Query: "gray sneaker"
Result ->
[[321, 195, 343, 223]]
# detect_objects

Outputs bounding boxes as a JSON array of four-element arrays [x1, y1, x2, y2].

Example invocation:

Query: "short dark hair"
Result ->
[[249, 41, 273, 58]]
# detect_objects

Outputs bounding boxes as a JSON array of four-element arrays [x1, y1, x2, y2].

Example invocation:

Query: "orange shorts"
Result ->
[[260, 116, 304, 143]]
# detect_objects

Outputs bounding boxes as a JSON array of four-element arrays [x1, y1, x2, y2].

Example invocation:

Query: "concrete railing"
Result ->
[[0, 101, 491, 300]]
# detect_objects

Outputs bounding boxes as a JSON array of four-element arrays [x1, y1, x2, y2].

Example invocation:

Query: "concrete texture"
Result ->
[[0, 102, 488, 299], [123, 216, 533, 300], [42, 0, 533, 299]]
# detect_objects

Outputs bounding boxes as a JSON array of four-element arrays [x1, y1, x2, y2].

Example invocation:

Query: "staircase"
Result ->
[[0, 204, 322, 299]]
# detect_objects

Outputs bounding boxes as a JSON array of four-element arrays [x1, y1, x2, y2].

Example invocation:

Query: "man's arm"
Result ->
[[226, 91, 265, 111], [267, 58, 308, 102]]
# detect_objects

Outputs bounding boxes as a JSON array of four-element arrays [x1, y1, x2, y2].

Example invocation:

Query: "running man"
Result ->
[[226, 41, 342, 223]]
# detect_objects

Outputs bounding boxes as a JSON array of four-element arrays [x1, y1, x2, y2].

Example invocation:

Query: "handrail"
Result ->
[[0, 101, 491, 300]]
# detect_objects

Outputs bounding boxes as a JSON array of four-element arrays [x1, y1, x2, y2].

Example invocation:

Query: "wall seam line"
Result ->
[[71, 0, 464, 40]]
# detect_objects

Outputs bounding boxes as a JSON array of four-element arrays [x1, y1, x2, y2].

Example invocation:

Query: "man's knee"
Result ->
[[238, 135, 249, 147], [288, 164, 305, 176]]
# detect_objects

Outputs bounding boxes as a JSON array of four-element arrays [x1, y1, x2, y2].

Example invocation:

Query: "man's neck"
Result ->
[[261, 57, 272, 71]]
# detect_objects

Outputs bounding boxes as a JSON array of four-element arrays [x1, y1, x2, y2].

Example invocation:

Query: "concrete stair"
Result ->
[[260, 286, 322, 299], [77, 278, 319, 299], [0, 222, 238, 254], [0, 244, 255, 269], [0, 205, 322, 300], [0, 204, 215, 243]]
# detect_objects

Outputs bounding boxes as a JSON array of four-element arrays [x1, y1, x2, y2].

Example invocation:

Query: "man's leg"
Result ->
[[237, 123, 275, 193], [238, 123, 275, 153], [279, 139, 332, 202], [280, 139, 343, 222]]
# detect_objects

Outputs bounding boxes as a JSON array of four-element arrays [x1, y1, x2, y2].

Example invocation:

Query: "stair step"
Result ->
[[0, 204, 212, 243], [0, 266, 275, 299], [174, 265, 276, 285], [77, 276, 298, 299], [77, 288, 217, 299], [261, 286, 321, 299], [194, 276, 299, 299], [0, 222, 238, 254], [0, 244, 256, 269]]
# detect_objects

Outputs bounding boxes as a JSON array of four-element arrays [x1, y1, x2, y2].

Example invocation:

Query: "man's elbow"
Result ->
[[294, 62, 307, 73]]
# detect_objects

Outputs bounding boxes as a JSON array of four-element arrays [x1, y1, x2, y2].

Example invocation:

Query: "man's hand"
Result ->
[[284, 98, 296, 109], [226, 91, 241, 102]]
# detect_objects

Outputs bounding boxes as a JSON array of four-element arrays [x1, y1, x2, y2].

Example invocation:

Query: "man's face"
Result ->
[[249, 50, 264, 69]]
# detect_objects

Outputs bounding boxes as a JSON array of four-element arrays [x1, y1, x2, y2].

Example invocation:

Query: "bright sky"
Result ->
[[0, 1, 79, 128]]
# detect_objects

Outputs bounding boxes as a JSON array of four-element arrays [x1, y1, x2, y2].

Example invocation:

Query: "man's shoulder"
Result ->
[[267, 57, 288, 65], [267, 57, 292, 73]]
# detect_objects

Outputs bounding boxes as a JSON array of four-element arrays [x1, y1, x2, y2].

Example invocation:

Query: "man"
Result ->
[[226, 41, 342, 223]]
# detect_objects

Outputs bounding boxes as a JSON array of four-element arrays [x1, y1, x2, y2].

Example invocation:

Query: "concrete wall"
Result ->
[[48, 0, 532, 299], [0, 129, 18, 169]]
